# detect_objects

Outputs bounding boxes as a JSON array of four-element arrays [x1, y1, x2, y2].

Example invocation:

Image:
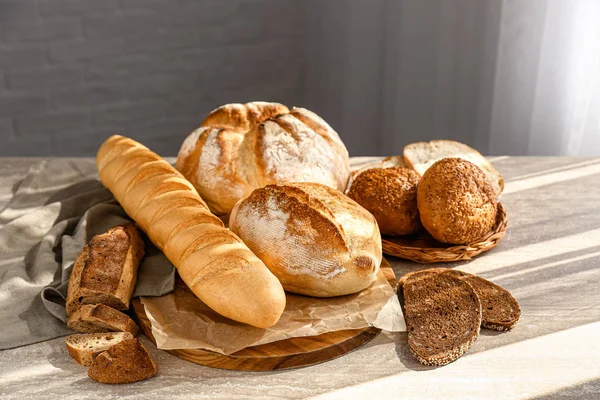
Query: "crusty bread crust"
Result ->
[[404, 140, 504, 196], [68, 304, 139, 336], [417, 158, 497, 244], [88, 338, 157, 384], [229, 182, 382, 297], [176, 102, 351, 216], [97, 135, 286, 328], [65, 332, 133, 366], [65, 223, 144, 316], [348, 166, 422, 236]]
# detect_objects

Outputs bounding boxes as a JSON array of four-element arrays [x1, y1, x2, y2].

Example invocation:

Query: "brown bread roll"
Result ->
[[417, 158, 497, 244], [96, 135, 286, 328], [229, 183, 382, 297], [347, 166, 422, 236]]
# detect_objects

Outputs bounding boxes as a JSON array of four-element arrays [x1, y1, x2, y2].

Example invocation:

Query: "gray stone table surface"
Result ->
[[1, 156, 600, 400]]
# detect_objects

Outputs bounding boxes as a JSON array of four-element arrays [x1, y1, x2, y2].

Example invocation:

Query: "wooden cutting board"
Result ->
[[132, 258, 397, 371]]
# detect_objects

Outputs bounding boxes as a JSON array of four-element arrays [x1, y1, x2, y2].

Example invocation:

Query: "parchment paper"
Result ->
[[140, 266, 406, 355]]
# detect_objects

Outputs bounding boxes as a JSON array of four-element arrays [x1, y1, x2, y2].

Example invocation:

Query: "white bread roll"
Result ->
[[229, 183, 382, 297], [96, 135, 285, 328], [176, 102, 351, 216]]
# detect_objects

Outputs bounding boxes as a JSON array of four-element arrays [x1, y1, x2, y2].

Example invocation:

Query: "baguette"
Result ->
[[96, 135, 286, 328], [65, 223, 144, 316]]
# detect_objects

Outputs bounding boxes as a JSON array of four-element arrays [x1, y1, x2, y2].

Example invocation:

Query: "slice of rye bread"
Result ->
[[400, 269, 521, 331], [443, 270, 521, 331], [66, 332, 133, 366], [399, 270, 482, 366], [88, 338, 157, 384], [68, 304, 140, 336], [403, 140, 504, 196]]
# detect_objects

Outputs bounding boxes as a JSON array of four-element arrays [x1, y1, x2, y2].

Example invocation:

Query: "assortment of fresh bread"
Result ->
[[57, 100, 518, 379], [348, 141, 504, 245]]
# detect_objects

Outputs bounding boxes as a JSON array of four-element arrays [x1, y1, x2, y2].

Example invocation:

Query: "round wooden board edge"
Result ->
[[132, 258, 396, 371]]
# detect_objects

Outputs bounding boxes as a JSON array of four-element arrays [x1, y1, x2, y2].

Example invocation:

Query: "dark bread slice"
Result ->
[[88, 338, 157, 384], [443, 270, 521, 331], [400, 268, 521, 331], [400, 270, 482, 366], [68, 304, 140, 336]]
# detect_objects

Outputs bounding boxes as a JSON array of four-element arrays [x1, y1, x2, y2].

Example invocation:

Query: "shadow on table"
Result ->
[[45, 336, 82, 374], [530, 378, 600, 399]]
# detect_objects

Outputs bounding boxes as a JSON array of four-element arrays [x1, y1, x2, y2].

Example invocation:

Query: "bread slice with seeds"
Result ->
[[404, 140, 504, 196], [88, 338, 157, 384], [65, 332, 133, 366], [443, 270, 521, 331], [399, 270, 482, 366], [67, 304, 139, 336]]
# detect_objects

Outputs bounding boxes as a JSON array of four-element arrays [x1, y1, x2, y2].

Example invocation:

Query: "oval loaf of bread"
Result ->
[[229, 182, 382, 297], [96, 135, 286, 328], [176, 102, 351, 216]]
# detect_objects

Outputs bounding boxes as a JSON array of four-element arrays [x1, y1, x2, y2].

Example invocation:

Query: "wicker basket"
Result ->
[[381, 203, 508, 263]]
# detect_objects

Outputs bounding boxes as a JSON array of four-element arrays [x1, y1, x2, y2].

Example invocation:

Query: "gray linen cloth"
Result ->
[[0, 159, 175, 349]]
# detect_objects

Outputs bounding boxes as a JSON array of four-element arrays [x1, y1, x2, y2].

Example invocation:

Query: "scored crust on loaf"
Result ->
[[67, 304, 140, 336], [202, 101, 289, 131], [229, 182, 382, 297], [65, 223, 145, 316], [417, 158, 498, 244], [348, 166, 422, 236], [176, 102, 351, 216], [88, 338, 157, 384], [400, 270, 482, 366], [404, 140, 504, 196], [65, 332, 133, 366]]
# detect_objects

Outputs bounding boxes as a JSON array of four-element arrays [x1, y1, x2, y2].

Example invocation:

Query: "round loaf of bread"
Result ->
[[417, 158, 498, 244], [229, 182, 382, 297], [347, 166, 422, 236], [176, 102, 351, 216]]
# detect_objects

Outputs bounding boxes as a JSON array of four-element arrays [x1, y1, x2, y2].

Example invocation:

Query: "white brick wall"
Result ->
[[0, 0, 307, 156]]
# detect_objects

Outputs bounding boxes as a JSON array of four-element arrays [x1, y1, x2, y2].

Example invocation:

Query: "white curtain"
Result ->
[[490, 0, 600, 156], [304, 0, 600, 156]]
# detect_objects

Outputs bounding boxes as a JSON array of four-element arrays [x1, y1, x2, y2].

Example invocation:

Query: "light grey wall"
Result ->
[[303, 0, 503, 156], [0, 0, 307, 156], [0, 0, 521, 157]]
